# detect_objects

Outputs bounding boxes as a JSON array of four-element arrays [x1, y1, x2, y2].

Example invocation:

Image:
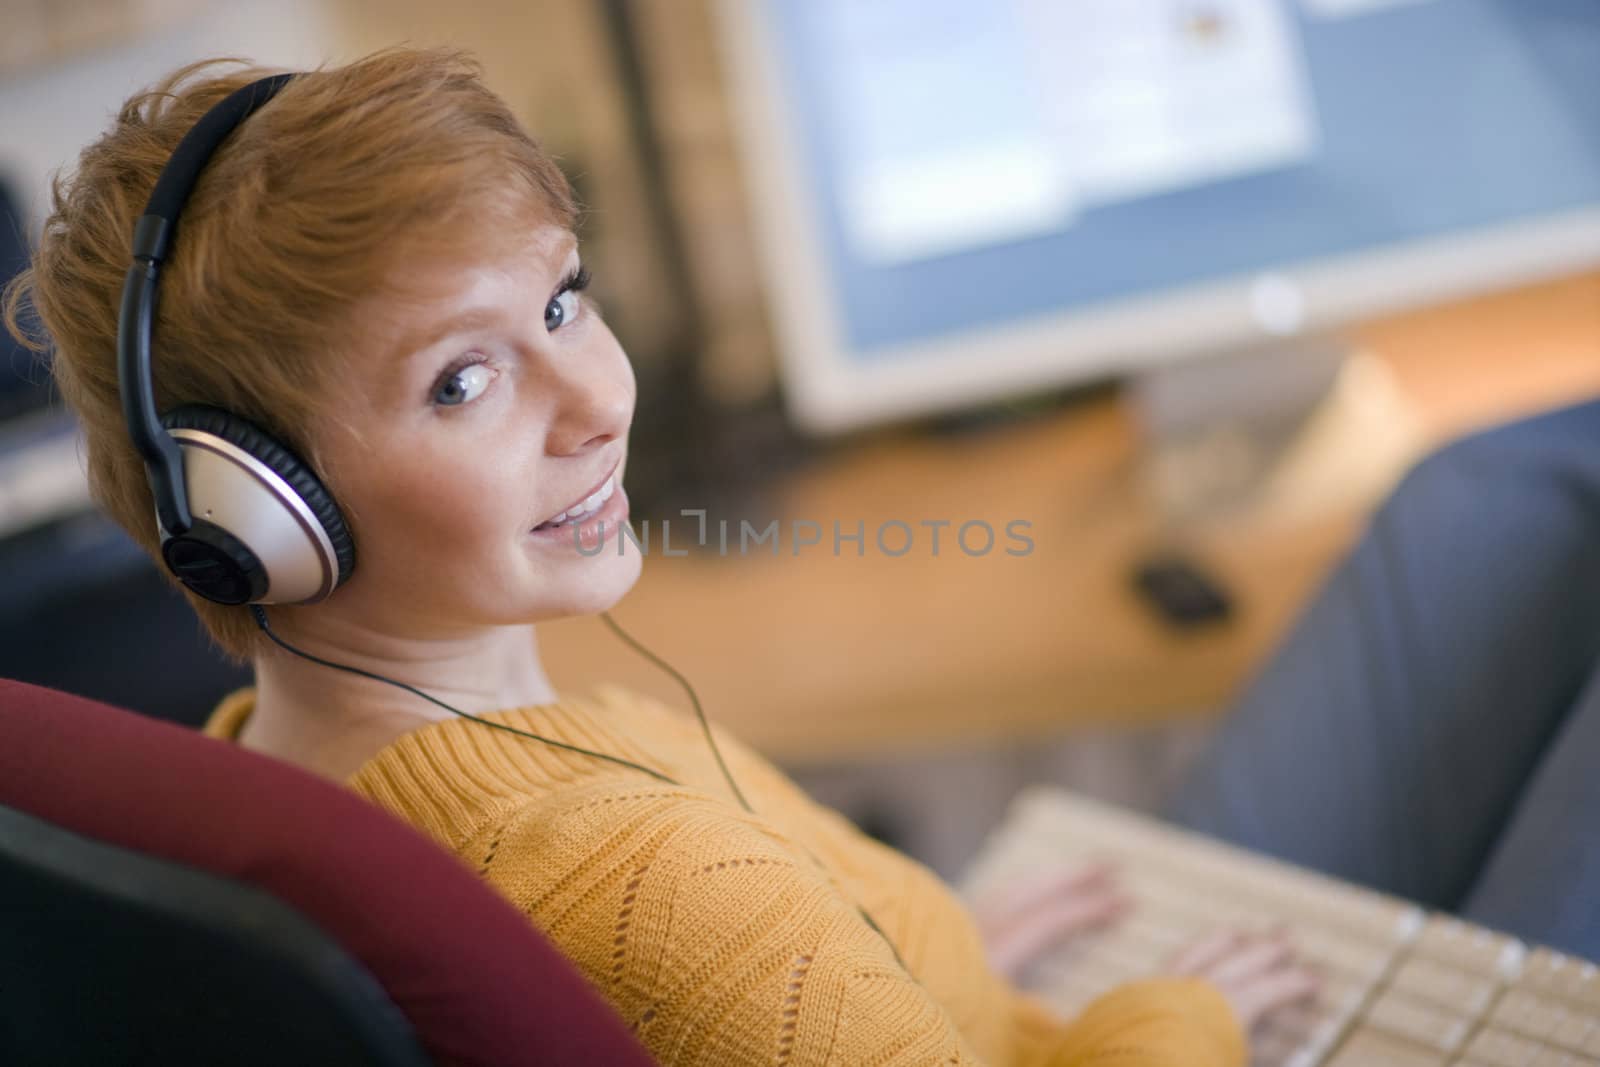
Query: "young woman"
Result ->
[[8, 49, 1318, 1065]]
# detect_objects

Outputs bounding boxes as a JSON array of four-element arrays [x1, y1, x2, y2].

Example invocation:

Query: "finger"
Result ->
[[986, 887, 1131, 970], [986, 890, 1133, 977], [1206, 935, 1294, 986], [1164, 927, 1243, 975], [1229, 967, 1323, 1031], [973, 860, 1120, 926]]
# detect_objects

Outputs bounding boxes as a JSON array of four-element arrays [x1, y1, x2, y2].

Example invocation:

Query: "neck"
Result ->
[[244, 607, 558, 782]]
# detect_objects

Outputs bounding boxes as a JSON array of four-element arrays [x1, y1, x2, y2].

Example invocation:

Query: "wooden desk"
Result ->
[[540, 272, 1600, 765]]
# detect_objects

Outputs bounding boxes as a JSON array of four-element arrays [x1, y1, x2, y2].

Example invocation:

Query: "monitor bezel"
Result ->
[[715, 0, 1600, 433]]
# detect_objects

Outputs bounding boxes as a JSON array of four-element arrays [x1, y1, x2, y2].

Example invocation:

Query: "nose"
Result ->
[[541, 335, 635, 458]]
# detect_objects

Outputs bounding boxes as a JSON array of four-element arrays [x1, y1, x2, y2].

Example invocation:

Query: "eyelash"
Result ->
[[558, 264, 593, 303], [428, 263, 594, 407]]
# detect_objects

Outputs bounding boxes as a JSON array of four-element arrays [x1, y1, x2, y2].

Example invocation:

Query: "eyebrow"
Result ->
[[399, 307, 508, 368], [395, 235, 580, 368]]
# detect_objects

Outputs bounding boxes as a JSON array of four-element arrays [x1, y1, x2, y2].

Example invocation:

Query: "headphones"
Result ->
[[117, 72, 354, 607]]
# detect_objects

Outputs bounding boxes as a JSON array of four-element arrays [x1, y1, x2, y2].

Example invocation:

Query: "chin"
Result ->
[[546, 546, 644, 618]]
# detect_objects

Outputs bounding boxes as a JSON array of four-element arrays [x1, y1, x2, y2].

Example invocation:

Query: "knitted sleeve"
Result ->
[[1010, 979, 1247, 1066], [467, 784, 1246, 1067]]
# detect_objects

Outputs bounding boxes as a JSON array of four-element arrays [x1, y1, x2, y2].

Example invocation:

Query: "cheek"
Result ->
[[348, 442, 528, 567]]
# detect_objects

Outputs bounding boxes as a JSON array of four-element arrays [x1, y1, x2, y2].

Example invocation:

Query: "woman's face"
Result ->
[[312, 223, 642, 635]]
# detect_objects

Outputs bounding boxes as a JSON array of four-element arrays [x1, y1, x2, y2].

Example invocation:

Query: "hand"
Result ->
[[1162, 925, 1322, 1031], [972, 860, 1133, 981]]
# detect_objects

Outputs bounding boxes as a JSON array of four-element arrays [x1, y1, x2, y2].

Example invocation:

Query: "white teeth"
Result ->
[[542, 475, 615, 528]]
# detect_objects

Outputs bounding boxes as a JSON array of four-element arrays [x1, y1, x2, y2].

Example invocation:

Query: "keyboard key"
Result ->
[[1412, 916, 1525, 979], [1364, 989, 1471, 1053], [1548, 1007, 1599, 1053], [1463, 1026, 1553, 1065], [1523, 949, 1600, 1013], [1288, 924, 1401, 983], [1494, 989, 1573, 1039], [1387, 955, 1497, 1015], [1527, 1051, 1600, 1067], [1323, 1025, 1450, 1065], [1256, 1001, 1345, 1067], [1310, 971, 1374, 1018]]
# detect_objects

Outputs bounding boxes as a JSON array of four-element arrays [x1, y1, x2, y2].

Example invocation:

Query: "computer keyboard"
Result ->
[[959, 787, 1600, 1066]]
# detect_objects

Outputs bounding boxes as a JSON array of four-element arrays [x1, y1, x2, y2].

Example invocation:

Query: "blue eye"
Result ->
[[433, 363, 493, 407], [546, 288, 579, 331], [545, 264, 592, 332]]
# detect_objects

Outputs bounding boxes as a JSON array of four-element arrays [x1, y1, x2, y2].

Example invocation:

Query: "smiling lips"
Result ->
[[534, 465, 619, 530]]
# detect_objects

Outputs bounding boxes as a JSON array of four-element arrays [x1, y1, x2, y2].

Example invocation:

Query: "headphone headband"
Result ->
[[117, 72, 295, 537], [112, 69, 351, 606]]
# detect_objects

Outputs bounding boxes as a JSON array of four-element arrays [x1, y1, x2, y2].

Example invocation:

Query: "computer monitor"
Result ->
[[716, 0, 1600, 433]]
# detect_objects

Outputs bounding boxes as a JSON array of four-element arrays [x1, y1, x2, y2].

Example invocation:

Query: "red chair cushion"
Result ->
[[0, 679, 654, 1067]]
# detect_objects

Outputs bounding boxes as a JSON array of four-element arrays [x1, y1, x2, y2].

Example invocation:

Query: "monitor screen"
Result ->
[[719, 0, 1600, 430]]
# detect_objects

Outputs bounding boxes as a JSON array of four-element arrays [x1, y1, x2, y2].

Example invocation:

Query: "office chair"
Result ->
[[0, 678, 656, 1067]]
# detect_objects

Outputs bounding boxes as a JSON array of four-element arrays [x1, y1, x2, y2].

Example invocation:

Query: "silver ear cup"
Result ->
[[168, 428, 339, 603]]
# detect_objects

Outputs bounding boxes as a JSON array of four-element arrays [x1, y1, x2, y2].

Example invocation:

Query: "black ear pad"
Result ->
[[162, 523, 270, 605], [160, 404, 356, 585]]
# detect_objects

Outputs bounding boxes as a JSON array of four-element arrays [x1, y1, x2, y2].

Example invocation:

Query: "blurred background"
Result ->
[[2, 0, 1598, 878]]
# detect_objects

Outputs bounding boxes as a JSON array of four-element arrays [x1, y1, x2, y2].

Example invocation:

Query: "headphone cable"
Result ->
[[596, 610, 752, 813], [249, 604, 678, 786]]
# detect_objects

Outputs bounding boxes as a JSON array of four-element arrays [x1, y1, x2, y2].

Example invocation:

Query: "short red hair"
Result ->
[[4, 46, 579, 661]]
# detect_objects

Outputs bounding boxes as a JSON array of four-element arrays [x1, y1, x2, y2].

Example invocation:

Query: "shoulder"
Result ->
[[474, 781, 972, 1061], [470, 783, 864, 984], [466, 781, 885, 961], [470, 779, 808, 900]]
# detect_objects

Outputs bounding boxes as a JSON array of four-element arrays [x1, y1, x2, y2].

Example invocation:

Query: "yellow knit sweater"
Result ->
[[203, 683, 1246, 1066]]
